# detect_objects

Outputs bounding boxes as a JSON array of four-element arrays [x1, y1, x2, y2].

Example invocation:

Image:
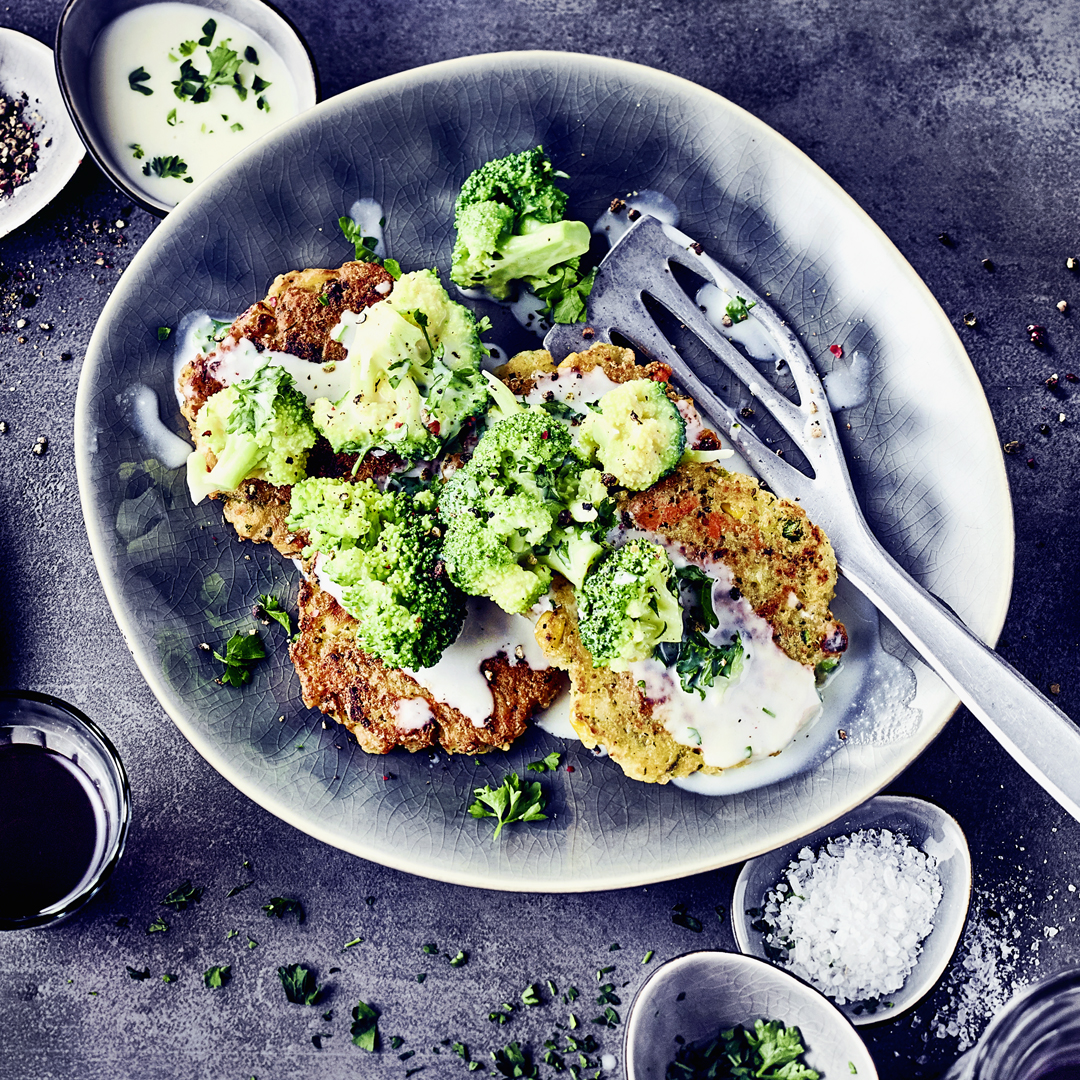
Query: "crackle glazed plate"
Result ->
[[75, 52, 1011, 891]]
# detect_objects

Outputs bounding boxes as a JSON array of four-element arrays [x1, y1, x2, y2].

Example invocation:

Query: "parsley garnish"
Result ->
[[350, 999, 380, 1051], [255, 594, 291, 633], [161, 880, 203, 910], [672, 631, 744, 699], [213, 629, 266, 686], [166, 108, 178, 127], [251, 74, 271, 94], [172, 59, 206, 101], [142, 155, 193, 182], [675, 564, 718, 629], [157, 326, 171, 341], [725, 293, 757, 324], [198, 18, 216, 46], [263, 896, 305, 922], [278, 964, 321, 1005], [177, 40, 197, 57], [525, 750, 561, 773], [128, 67, 153, 95], [449, 950, 467, 967], [126, 966, 151, 980], [244, 45, 259, 64], [146, 916, 168, 934], [225, 882, 253, 898], [671, 903, 703, 932], [383, 258, 402, 279], [521, 983, 541, 1007], [205, 41, 243, 90], [539, 399, 584, 422], [468, 772, 547, 840], [203, 965, 230, 989], [129, 143, 145, 160], [338, 214, 382, 263], [490, 1042, 538, 1078], [669, 1019, 820, 1079]]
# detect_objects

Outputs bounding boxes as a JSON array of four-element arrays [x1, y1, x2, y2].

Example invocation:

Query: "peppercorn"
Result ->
[[1027, 324, 1047, 348], [963, 312, 977, 327], [982, 258, 995, 271]]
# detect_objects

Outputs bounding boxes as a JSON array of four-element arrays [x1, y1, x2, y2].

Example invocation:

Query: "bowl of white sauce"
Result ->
[[55, 0, 318, 214]]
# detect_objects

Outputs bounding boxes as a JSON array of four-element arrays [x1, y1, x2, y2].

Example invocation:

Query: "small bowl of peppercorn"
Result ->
[[623, 949, 878, 1079], [0, 28, 85, 239]]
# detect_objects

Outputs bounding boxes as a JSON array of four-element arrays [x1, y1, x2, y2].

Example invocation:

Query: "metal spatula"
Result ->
[[544, 214, 1080, 820]]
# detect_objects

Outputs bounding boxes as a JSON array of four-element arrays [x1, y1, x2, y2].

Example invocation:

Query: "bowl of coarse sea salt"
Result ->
[[732, 794, 972, 1026]]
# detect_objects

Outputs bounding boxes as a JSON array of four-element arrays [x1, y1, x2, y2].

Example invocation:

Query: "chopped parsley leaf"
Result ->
[[671, 903, 703, 932], [278, 963, 320, 1005], [142, 155, 193, 182], [126, 966, 151, 980], [343, 936, 364, 949], [213, 630, 266, 686], [146, 916, 168, 934], [251, 74, 271, 93], [156, 326, 171, 341], [225, 882, 253, 898], [525, 750, 561, 773], [128, 67, 153, 95], [129, 143, 145, 160], [161, 973, 176, 983], [203, 965, 230, 989], [205, 41, 243, 90], [725, 293, 757, 324], [350, 999, 380, 1051], [198, 18, 216, 46], [262, 896, 305, 922], [178, 40, 197, 56], [161, 880, 203, 910], [244, 45, 259, 64], [468, 771, 547, 840], [255, 594, 291, 633], [670, 1019, 819, 1079], [521, 983, 541, 1006], [642, 950, 654, 964], [449, 950, 467, 967], [166, 108, 178, 127], [338, 214, 383, 263], [172, 59, 206, 101]]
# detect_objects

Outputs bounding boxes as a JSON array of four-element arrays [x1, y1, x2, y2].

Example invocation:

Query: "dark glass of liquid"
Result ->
[[0, 691, 129, 930]]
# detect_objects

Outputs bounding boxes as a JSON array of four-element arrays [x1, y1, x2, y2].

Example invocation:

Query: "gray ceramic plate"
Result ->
[[75, 52, 1012, 891]]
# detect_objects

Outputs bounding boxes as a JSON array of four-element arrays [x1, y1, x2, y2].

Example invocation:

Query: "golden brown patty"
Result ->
[[291, 578, 566, 756], [177, 260, 398, 557], [528, 346, 847, 783]]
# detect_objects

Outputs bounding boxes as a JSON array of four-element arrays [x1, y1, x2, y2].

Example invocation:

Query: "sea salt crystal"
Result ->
[[760, 828, 943, 1004]]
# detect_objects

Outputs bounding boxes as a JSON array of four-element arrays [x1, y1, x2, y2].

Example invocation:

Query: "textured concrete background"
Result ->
[[2, 1, 1080, 1078]]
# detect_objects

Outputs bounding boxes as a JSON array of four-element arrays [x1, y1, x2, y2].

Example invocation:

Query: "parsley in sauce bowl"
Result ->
[[55, 0, 318, 214], [624, 951, 878, 1080]]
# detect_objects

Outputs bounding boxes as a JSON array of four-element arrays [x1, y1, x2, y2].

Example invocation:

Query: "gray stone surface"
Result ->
[[1, 2, 1079, 1078]]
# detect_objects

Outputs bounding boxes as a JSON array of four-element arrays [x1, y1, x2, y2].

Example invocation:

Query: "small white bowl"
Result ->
[[55, 0, 319, 215], [624, 950, 879, 1079], [0, 29, 84, 239], [732, 794, 972, 1026]]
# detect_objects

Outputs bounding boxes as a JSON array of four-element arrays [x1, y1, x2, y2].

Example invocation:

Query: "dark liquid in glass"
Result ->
[[0, 744, 101, 919]]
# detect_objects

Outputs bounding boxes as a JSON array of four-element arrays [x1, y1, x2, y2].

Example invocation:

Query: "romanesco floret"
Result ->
[[311, 269, 489, 461], [450, 146, 596, 323], [577, 378, 687, 490], [187, 361, 319, 504], [286, 478, 466, 670], [577, 539, 684, 667], [440, 407, 611, 613]]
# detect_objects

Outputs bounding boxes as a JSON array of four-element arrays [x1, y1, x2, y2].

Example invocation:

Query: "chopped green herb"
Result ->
[[715, 904, 727, 924], [490, 1042, 538, 1079], [343, 936, 364, 949], [781, 518, 804, 543], [538, 399, 584, 422], [338, 214, 382, 263], [849, 1065, 858, 1075], [383, 258, 402, 280], [244, 45, 259, 64], [128, 67, 153, 95], [546, 979, 558, 995], [449, 950, 467, 967], [203, 965, 230, 989], [157, 326, 171, 341], [255, 594, 291, 633], [251, 74, 271, 93], [608, 942, 621, 951], [566, 986, 579, 1001], [421, 943, 438, 954], [416, 973, 427, 983], [521, 983, 541, 1007], [390, 1036, 405, 1050], [226, 929, 238, 940], [205, 41, 243, 91], [126, 966, 151, 980], [214, 630, 266, 686], [162, 880, 203, 910], [198, 18, 216, 46], [668, 1019, 819, 1079], [350, 999, 380, 1051], [278, 963, 321, 1005], [142, 154, 193, 182], [225, 882, 253, 898], [262, 896, 304, 922], [230, 122, 243, 132], [166, 108, 178, 127], [178, 40, 197, 56], [725, 293, 757, 324], [129, 143, 145, 160], [526, 750, 561, 773], [642, 950, 654, 964], [468, 771, 547, 840], [172, 59, 206, 101], [161, 973, 176, 983], [569, 1013, 579, 1029], [762, 707, 777, 717], [256, 95, 268, 112], [247, 937, 258, 949], [596, 966, 614, 979], [674, 631, 744, 699], [146, 916, 168, 934], [590, 1006, 619, 1028], [671, 904, 703, 932]]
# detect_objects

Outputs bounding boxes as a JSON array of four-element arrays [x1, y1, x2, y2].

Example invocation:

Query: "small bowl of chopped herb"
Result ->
[[732, 794, 972, 1026], [623, 949, 878, 1079], [54, 0, 319, 214]]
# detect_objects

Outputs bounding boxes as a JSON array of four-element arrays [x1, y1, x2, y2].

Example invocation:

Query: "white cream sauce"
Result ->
[[205, 335, 352, 407], [593, 189, 680, 247], [90, 3, 300, 206], [391, 696, 434, 733], [524, 365, 622, 409], [346, 198, 385, 256], [822, 348, 873, 410], [695, 281, 779, 362], [624, 532, 822, 768], [118, 384, 192, 468]]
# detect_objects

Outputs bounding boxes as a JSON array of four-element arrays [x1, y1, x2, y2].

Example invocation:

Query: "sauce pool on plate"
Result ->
[[89, 2, 300, 207]]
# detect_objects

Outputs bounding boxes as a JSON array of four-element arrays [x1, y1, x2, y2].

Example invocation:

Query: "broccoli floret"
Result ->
[[440, 408, 611, 613], [577, 540, 684, 668], [577, 378, 687, 490], [311, 269, 489, 460], [187, 361, 319, 504], [450, 146, 595, 322], [286, 478, 466, 670]]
